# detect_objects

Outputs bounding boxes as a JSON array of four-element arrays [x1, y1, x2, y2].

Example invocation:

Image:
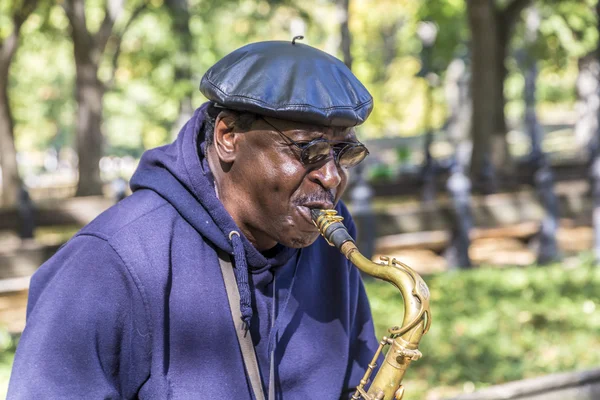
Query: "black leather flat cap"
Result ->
[[200, 40, 373, 127]]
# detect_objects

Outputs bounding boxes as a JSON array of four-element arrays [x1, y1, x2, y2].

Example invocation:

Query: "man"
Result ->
[[9, 40, 379, 399]]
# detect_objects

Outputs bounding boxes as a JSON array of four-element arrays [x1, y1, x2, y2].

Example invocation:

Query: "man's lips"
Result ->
[[302, 201, 335, 210], [297, 202, 335, 229]]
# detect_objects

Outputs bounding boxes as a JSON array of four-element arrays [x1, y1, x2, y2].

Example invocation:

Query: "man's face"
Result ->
[[217, 116, 358, 250]]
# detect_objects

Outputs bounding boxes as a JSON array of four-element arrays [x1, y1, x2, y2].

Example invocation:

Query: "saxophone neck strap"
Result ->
[[218, 250, 267, 400]]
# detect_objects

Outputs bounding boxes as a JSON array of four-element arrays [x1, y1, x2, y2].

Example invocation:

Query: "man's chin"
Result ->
[[280, 231, 320, 249]]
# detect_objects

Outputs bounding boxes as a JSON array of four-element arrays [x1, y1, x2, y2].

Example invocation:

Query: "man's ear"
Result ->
[[213, 112, 238, 163]]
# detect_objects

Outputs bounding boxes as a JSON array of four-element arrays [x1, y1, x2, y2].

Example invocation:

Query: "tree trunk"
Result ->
[[74, 62, 105, 196], [166, 0, 194, 139], [444, 57, 472, 166], [591, 0, 600, 265], [66, 0, 105, 196], [524, 62, 543, 162], [491, 23, 512, 176], [421, 85, 436, 204], [522, 7, 543, 166], [467, 0, 531, 192], [574, 53, 600, 156], [0, 0, 38, 207], [444, 58, 474, 268], [381, 20, 402, 69], [336, 0, 352, 69], [522, 7, 559, 264], [467, 0, 501, 192], [64, 0, 125, 197], [445, 166, 473, 269], [0, 33, 23, 207]]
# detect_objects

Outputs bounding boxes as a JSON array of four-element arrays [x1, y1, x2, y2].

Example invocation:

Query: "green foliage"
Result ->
[[0, 331, 18, 398], [350, 0, 451, 139], [396, 145, 412, 164], [365, 259, 600, 399], [367, 163, 395, 183], [505, 0, 594, 122], [0, 3, 14, 40], [534, 0, 598, 67], [536, 61, 578, 104], [10, 6, 75, 152], [418, 0, 468, 68], [5, 0, 600, 165]]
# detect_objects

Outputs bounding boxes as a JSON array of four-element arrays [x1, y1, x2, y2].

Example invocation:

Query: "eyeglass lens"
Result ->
[[301, 140, 368, 168]]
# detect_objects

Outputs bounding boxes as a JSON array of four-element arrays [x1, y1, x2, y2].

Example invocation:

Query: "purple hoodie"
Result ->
[[8, 104, 380, 399]]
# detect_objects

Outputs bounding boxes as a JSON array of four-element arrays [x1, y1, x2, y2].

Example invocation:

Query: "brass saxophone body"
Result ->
[[311, 209, 432, 400]]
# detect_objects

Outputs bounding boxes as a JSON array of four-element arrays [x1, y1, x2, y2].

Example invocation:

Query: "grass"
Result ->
[[0, 333, 17, 398], [364, 254, 600, 399]]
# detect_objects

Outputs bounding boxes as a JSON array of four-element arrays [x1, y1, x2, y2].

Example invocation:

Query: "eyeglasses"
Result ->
[[260, 117, 369, 169]]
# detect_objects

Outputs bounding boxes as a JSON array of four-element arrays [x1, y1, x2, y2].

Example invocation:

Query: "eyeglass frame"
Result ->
[[259, 116, 369, 169]]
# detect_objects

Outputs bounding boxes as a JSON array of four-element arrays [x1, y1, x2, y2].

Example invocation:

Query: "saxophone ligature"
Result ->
[[311, 209, 432, 400]]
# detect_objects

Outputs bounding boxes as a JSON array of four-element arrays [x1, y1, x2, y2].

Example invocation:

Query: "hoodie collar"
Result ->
[[130, 103, 299, 328]]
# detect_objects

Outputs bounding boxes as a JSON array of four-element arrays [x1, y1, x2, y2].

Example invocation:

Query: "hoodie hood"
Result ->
[[130, 103, 297, 327]]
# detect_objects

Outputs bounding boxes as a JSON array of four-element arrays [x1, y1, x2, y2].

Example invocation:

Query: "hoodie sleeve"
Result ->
[[8, 235, 151, 399]]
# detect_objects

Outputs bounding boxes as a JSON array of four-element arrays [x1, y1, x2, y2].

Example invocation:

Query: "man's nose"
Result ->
[[310, 157, 343, 190]]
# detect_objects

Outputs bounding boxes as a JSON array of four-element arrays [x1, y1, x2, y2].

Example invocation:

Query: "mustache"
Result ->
[[294, 191, 335, 206]]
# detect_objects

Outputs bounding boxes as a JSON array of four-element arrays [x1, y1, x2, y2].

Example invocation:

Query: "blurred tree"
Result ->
[[8, 4, 76, 159], [164, 0, 194, 138], [541, 0, 600, 155], [520, 7, 560, 264], [61, 0, 149, 196], [445, 161, 473, 268], [591, 0, 600, 265], [336, 0, 352, 69], [419, 0, 468, 70], [102, 0, 306, 158], [351, 0, 437, 138], [164, 0, 289, 138], [0, 0, 39, 207], [416, 21, 440, 204], [467, 0, 532, 192], [534, 0, 597, 72], [503, 0, 596, 161], [444, 58, 471, 164], [575, 52, 599, 154], [103, 5, 180, 157], [161, 0, 301, 141]]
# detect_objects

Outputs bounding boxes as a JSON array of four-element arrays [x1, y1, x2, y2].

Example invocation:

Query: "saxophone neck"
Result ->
[[311, 208, 432, 338]]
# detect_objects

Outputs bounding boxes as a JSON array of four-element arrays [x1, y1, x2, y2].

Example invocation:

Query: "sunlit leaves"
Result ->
[[350, 0, 449, 138], [142, 125, 169, 149], [9, 4, 74, 152], [0, 0, 42, 41], [84, 0, 110, 34], [532, 0, 598, 66], [418, 0, 468, 68], [46, 5, 68, 30]]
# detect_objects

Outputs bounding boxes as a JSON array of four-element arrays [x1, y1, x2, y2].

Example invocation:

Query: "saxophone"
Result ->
[[311, 209, 432, 400]]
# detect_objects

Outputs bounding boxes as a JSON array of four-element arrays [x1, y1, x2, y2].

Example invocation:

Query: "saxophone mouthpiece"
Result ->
[[310, 209, 323, 221], [309, 209, 354, 249]]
